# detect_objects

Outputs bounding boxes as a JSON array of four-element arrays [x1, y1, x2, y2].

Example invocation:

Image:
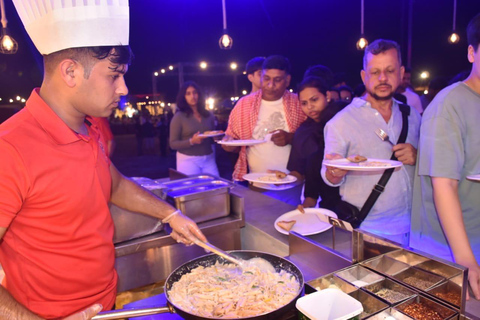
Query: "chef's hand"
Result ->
[[392, 143, 417, 166], [189, 132, 206, 145], [220, 134, 240, 153], [168, 211, 207, 245], [270, 130, 293, 146], [325, 153, 348, 184], [64, 304, 102, 320]]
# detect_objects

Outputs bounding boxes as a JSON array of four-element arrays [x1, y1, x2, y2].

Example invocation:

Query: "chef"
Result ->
[[0, 1, 206, 319]]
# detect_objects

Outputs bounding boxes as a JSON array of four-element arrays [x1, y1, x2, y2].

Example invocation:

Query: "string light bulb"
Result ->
[[356, 0, 367, 50], [218, 0, 232, 49], [448, 32, 460, 44], [449, 0, 460, 44], [219, 32, 233, 49], [356, 36, 368, 50], [420, 71, 430, 79], [0, 0, 18, 54]]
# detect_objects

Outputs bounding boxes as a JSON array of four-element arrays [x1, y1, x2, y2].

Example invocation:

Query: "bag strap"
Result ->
[[356, 104, 410, 221]]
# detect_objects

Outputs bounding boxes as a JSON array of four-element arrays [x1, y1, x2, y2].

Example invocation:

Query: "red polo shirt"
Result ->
[[0, 89, 116, 319]]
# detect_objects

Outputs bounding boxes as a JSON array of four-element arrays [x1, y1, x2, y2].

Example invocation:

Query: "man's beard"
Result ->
[[367, 87, 395, 101]]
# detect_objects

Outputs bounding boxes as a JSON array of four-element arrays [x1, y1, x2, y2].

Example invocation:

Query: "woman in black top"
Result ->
[[287, 76, 341, 210]]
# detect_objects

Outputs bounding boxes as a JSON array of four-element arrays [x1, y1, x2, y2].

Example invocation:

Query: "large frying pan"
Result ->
[[92, 250, 304, 320]]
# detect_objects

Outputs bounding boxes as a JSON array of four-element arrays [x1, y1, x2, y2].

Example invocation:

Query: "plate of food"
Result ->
[[275, 208, 338, 236], [217, 139, 266, 147], [198, 130, 225, 138], [466, 174, 480, 181], [323, 155, 402, 171], [251, 182, 297, 191], [243, 171, 297, 185]]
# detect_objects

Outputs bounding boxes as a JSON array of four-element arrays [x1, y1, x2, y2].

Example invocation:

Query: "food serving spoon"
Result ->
[[193, 238, 275, 272]]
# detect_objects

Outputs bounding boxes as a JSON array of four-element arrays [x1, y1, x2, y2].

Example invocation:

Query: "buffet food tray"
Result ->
[[304, 245, 465, 319], [157, 174, 235, 224]]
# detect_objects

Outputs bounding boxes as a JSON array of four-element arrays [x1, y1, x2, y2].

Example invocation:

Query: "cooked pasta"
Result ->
[[169, 261, 300, 318]]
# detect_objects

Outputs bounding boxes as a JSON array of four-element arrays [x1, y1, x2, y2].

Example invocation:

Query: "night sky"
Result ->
[[1, 0, 480, 103]]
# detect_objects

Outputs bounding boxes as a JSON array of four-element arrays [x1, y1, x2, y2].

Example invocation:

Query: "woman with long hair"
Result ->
[[287, 76, 341, 210], [169, 81, 219, 176]]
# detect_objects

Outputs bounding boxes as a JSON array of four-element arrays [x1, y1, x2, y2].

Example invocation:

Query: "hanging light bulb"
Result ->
[[219, 31, 233, 49], [0, 0, 18, 54], [356, 36, 368, 50], [449, 0, 460, 45], [448, 32, 460, 44], [356, 0, 367, 50], [0, 31, 18, 54], [218, 0, 232, 50]]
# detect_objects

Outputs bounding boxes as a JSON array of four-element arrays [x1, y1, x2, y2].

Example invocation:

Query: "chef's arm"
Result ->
[[432, 177, 480, 300], [0, 285, 43, 320], [109, 164, 207, 244], [0, 228, 103, 320], [110, 164, 176, 218]]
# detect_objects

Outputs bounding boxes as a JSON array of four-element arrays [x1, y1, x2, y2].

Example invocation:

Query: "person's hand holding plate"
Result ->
[[325, 153, 348, 184], [220, 134, 241, 153]]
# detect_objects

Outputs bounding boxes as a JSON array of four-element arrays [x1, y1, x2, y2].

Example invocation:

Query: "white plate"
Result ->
[[274, 208, 338, 236], [198, 131, 225, 138], [217, 139, 266, 147], [467, 174, 480, 181], [323, 158, 402, 171], [251, 182, 297, 190], [243, 172, 297, 185]]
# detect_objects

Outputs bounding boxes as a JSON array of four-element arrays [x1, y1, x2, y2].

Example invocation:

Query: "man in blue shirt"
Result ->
[[322, 39, 421, 246]]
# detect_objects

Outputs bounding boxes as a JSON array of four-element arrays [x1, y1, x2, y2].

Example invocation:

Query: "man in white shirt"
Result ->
[[322, 39, 421, 246], [223, 55, 306, 204], [397, 67, 423, 114]]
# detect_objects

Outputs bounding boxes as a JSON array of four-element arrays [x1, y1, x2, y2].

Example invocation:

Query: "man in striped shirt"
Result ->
[[223, 55, 306, 204]]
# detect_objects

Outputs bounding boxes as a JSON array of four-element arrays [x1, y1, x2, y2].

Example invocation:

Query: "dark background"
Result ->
[[1, 0, 480, 103]]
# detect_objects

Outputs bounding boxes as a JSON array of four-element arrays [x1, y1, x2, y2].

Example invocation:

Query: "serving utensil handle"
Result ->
[[192, 238, 243, 266], [92, 305, 172, 320]]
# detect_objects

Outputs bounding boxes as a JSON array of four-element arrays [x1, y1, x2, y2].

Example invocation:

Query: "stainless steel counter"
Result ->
[[229, 183, 480, 319], [114, 181, 479, 318]]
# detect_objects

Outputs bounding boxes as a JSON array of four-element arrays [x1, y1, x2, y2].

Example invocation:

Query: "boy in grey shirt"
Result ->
[[410, 13, 480, 300]]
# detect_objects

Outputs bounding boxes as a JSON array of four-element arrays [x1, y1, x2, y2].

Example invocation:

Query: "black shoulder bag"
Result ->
[[334, 104, 410, 228]]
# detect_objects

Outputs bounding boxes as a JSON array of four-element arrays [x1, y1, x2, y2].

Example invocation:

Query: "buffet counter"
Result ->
[[229, 183, 480, 319], [113, 179, 480, 319]]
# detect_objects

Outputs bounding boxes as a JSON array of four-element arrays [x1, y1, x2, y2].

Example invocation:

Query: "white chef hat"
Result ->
[[12, 0, 129, 55]]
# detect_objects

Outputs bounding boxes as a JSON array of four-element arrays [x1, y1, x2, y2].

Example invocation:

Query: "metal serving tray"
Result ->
[[414, 259, 462, 280], [366, 307, 413, 319], [393, 267, 445, 291], [427, 280, 463, 308], [157, 175, 216, 190], [385, 249, 429, 266], [308, 273, 357, 294], [395, 295, 457, 320], [363, 278, 417, 306], [361, 255, 410, 276], [163, 180, 231, 198], [335, 265, 385, 288], [349, 289, 389, 319], [159, 175, 234, 224]]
